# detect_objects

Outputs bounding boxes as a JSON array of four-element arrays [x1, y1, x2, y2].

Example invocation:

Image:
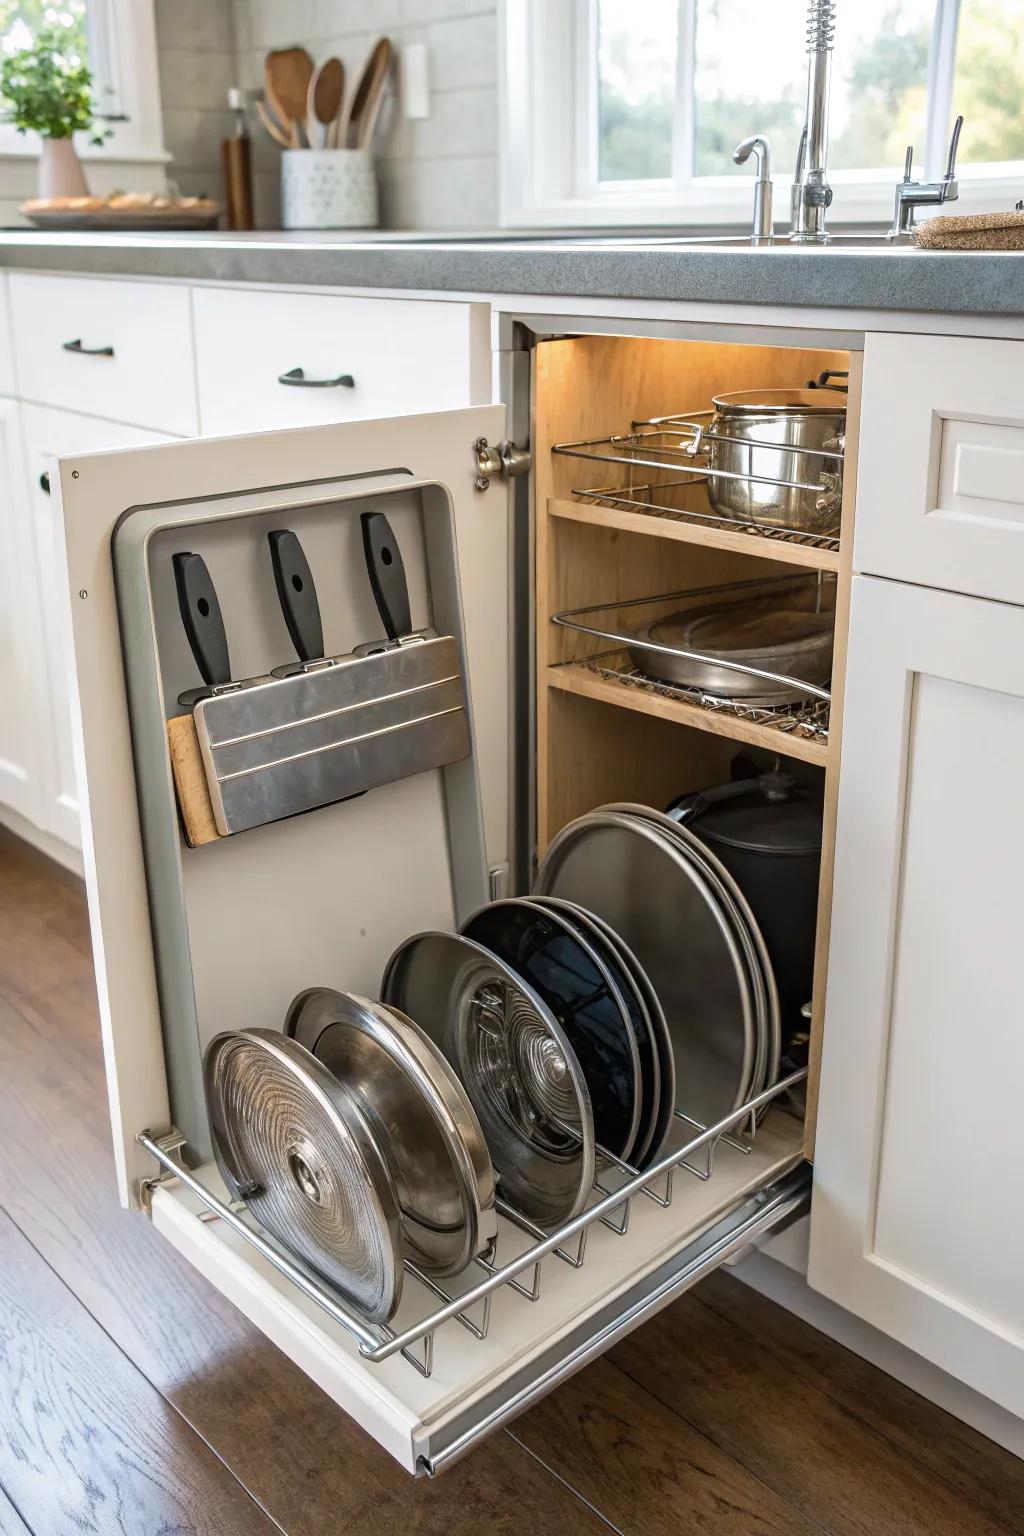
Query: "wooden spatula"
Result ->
[[265, 46, 314, 148], [307, 57, 344, 149], [340, 38, 392, 150]]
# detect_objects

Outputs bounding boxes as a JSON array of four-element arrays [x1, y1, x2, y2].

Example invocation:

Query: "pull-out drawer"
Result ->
[[856, 332, 1024, 604], [192, 286, 487, 436], [148, 1122, 806, 1474], [9, 274, 198, 435]]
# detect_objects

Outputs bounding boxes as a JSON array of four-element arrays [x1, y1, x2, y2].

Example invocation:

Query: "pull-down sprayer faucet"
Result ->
[[790, 0, 837, 243]]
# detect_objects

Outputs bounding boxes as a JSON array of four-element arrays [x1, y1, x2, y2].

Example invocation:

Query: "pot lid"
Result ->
[[712, 388, 846, 417], [649, 601, 834, 662], [679, 774, 824, 857]]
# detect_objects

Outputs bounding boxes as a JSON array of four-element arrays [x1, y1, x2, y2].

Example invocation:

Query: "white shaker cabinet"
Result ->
[[809, 572, 1024, 1419], [0, 397, 47, 827], [20, 405, 178, 849]]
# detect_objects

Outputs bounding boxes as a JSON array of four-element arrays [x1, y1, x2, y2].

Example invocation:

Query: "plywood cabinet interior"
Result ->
[[531, 335, 860, 1154]]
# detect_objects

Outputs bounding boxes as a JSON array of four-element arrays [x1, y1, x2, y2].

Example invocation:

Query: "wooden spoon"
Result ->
[[340, 37, 392, 150], [306, 57, 344, 149], [265, 47, 314, 148], [256, 97, 292, 150]]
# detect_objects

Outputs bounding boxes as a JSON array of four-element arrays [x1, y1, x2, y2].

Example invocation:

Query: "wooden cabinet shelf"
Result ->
[[548, 496, 841, 573], [546, 661, 830, 767]]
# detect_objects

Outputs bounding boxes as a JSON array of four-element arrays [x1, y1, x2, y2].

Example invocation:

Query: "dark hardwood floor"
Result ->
[[0, 824, 1021, 1536]]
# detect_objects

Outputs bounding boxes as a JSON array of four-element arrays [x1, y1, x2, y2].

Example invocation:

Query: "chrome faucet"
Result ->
[[733, 135, 773, 243], [887, 115, 963, 241], [790, 0, 836, 243]]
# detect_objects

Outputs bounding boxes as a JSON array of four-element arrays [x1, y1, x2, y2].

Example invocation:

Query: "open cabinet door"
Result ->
[[54, 405, 512, 1202]]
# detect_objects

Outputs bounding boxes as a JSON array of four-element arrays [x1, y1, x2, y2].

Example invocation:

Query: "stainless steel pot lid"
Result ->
[[461, 898, 642, 1163], [529, 896, 672, 1169], [604, 804, 781, 1113], [712, 388, 846, 417], [204, 1028, 403, 1323], [648, 603, 834, 663], [381, 931, 596, 1228], [535, 810, 756, 1129], [285, 987, 497, 1278]]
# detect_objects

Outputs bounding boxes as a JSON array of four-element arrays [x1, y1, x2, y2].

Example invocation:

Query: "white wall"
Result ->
[[233, 0, 499, 229]]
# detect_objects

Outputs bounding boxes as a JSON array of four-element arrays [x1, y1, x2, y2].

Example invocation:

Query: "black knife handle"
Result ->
[[360, 511, 411, 643], [172, 552, 232, 687], [268, 530, 324, 663]]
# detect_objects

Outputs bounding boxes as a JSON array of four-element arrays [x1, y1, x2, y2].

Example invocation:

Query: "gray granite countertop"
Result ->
[[0, 228, 1022, 315]]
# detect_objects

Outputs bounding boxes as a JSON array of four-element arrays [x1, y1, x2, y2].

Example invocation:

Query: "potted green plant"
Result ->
[[0, 21, 110, 198]]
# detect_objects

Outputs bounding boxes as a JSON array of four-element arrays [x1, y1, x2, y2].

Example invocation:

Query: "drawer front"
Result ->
[[0, 275, 15, 397], [856, 332, 1024, 603], [10, 274, 198, 436], [192, 287, 483, 436]]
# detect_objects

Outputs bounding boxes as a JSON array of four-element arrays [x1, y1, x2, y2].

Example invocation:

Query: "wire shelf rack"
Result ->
[[549, 570, 835, 748], [137, 1066, 806, 1382], [553, 406, 845, 556], [559, 650, 832, 744], [568, 480, 841, 555]]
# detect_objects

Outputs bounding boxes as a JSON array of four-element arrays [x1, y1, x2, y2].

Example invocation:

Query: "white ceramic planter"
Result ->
[[281, 148, 379, 230], [38, 136, 89, 199]]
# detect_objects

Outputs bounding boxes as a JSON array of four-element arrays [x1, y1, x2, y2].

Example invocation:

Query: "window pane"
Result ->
[[597, 0, 678, 182], [694, 0, 806, 178], [694, 0, 932, 179], [0, 2, 88, 60], [951, 0, 1024, 166], [828, 0, 932, 172]]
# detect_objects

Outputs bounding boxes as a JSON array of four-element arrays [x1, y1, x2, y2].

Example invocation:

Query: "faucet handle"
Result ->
[[944, 113, 964, 183], [900, 145, 914, 184]]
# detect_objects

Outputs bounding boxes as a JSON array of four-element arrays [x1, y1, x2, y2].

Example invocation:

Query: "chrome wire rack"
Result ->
[[563, 650, 832, 744], [137, 1066, 806, 1382], [550, 571, 835, 744], [569, 480, 841, 555], [553, 409, 845, 555]]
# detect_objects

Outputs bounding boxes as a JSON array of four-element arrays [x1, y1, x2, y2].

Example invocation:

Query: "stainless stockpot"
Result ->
[[703, 389, 845, 532]]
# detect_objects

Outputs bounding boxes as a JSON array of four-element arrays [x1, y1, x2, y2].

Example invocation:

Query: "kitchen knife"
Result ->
[[361, 511, 412, 643], [173, 551, 232, 687], [268, 529, 325, 664]]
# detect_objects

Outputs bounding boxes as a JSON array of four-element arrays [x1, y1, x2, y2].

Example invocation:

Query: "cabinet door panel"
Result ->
[[21, 406, 177, 848], [0, 397, 45, 825], [809, 573, 1024, 1416], [856, 332, 1024, 604]]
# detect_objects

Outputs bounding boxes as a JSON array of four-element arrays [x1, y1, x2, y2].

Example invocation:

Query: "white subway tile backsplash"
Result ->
[[156, 0, 499, 228], [158, 47, 236, 111], [425, 12, 496, 89]]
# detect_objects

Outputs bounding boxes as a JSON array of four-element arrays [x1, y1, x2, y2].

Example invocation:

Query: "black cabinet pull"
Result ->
[[63, 338, 115, 357], [39, 470, 50, 495], [277, 366, 354, 389]]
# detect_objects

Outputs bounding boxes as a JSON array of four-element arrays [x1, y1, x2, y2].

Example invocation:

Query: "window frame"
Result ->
[[498, 0, 1023, 229], [0, 0, 168, 165]]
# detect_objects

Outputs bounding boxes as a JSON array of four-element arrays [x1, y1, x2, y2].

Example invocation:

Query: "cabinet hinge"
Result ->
[[473, 436, 532, 491], [137, 1126, 187, 1213]]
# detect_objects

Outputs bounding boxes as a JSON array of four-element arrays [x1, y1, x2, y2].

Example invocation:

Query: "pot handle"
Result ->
[[668, 768, 796, 825]]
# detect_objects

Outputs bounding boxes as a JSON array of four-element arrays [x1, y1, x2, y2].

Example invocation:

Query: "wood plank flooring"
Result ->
[[0, 825, 1021, 1536]]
